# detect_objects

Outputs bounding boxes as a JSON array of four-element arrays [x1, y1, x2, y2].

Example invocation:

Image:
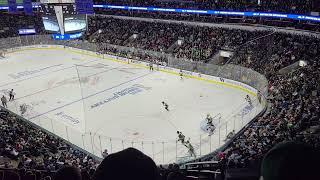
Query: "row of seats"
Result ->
[[0, 13, 45, 39], [93, 0, 319, 14]]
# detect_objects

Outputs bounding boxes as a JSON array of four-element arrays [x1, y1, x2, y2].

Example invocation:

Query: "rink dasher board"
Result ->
[[5, 45, 258, 96]]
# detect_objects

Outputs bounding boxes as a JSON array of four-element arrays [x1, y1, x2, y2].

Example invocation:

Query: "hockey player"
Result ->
[[149, 62, 154, 71], [1, 95, 7, 108], [177, 131, 185, 144], [162, 101, 169, 111], [9, 89, 14, 101], [155, 60, 160, 70], [102, 149, 109, 158], [257, 91, 262, 104], [185, 138, 196, 157], [245, 95, 252, 107], [207, 125, 216, 136], [179, 69, 183, 80], [205, 114, 216, 136], [206, 114, 213, 125], [20, 104, 27, 115], [225, 130, 235, 141]]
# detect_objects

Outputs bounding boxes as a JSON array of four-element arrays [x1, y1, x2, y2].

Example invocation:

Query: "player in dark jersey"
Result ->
[[9, 89, 15, 101], [206, 114, 213, 125], [257, 91, 262, 104], [179, 69, 183, 80], [149, 62, 154, 71], [162, 101, 169, 111], [245, 95, 253, 107], [185, 138, 196, 157], [177, 131, 185, 144]]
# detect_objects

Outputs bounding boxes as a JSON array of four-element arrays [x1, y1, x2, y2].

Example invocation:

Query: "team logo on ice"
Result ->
[[91, 84, 152, 109]]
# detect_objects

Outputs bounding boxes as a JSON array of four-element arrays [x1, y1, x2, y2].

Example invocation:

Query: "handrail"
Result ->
[[92, 4, 320, 23], [185, 161, 219, 166]]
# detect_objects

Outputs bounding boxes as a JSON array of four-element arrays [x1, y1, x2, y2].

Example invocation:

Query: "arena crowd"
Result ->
[[92, 0, 320, 32], [94, 0, 318, 14], [0, 3, 320, 179], [87, 15, 320, 175], [0, 13, 44, 38]]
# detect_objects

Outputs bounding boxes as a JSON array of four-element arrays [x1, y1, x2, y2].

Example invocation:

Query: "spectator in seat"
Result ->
[[260, 141, 320, 180], [54, 166, 82, 180], [102, 149, 108, 158], [166, 164, 185, 180], [93, 148, 160, 180]]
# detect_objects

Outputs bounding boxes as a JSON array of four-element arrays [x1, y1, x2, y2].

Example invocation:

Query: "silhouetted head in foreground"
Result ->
[[54, 166, 82, 180], [260, 141, 320, 180], [93, 147, 160, 180]]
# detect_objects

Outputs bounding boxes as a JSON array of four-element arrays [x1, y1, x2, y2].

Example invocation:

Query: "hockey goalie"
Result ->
[[200, 113, 220, 136]]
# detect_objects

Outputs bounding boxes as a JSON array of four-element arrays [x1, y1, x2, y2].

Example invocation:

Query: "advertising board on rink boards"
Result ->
[[5, 45, 258, 95]]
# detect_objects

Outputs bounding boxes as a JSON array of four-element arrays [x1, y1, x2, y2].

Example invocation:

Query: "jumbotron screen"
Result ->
[[42, 16, 60, 33], [40, 4, 87, 34], [42, 15, 86, 33], [64, 15, 86, 33]]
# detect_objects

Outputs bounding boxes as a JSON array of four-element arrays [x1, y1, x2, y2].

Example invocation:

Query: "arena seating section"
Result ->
[[0, 1, 320, 179], [0, 13, 44, 38], [93, 0, 320, 32], [94, 0, 318, 14], [87, 16, 320, 169]]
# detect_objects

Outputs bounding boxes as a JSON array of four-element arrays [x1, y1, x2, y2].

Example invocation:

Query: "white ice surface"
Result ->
[[0, 48, 264, 164]]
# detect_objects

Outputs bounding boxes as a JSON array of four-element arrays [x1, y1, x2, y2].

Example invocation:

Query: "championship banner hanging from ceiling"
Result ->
[[8, 0, 17, 13], [23, 0, 32, 15], [75, 0, 93, 14]]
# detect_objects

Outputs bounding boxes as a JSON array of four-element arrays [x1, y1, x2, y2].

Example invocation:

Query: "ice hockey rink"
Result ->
[[0, 46, 265, 164]]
